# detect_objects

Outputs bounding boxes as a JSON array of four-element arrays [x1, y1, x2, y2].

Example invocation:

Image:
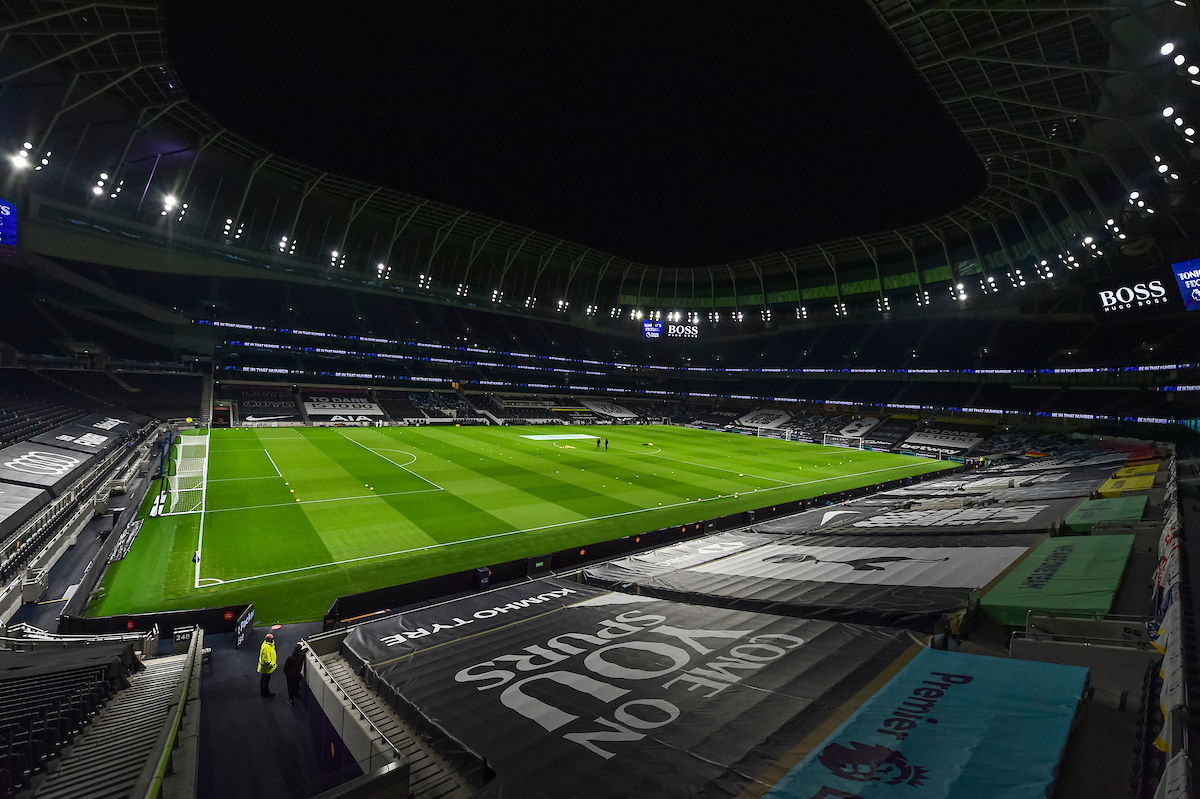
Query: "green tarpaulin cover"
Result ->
[[981, 534, 1134, 625], [1064, 496, 1148, 532]]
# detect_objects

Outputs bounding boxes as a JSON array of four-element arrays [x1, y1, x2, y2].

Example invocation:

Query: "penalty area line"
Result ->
[[335, 431, 444, 491], [195, 461, 932, 587]]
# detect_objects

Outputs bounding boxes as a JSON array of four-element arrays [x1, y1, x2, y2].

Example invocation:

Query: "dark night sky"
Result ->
[[164, 1, 986, 267]]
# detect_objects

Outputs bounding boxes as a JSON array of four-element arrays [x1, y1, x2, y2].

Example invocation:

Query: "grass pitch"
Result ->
[[93, 425, 952, 624]]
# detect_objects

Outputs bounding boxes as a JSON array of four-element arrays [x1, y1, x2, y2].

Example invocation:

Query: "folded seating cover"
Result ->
[[0, 481, 50, 539], [584, 531, 1039, 631], [342, 578, 924, 799], [763, 648, 1087, 798], [1064, 496, 1147, 532], [0, 442, 94, 496], [981, 535, 1134, 625]]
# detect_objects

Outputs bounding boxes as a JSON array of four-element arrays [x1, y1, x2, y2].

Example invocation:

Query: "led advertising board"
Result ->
[[1170, 257, 1200, 311], [643, 321, 699, 339], [0, 195, 14, 258], [1087, 268, 1177, 321]]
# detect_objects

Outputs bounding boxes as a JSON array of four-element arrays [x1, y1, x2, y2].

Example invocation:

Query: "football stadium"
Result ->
[[0, 2, 1197, 798]]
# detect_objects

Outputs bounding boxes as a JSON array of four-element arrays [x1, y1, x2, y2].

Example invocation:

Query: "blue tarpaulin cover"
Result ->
[[765, 648, 1087, 798]]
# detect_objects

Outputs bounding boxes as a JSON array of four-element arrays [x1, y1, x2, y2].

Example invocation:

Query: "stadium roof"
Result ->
[[0, 0, 1195, 307], [161, 1, 987, 268]]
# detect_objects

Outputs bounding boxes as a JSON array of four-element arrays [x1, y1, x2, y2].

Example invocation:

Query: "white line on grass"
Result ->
[[193, 434, 211, 589], [197, 460, 939, 586], [264, 448, 282, 477], [336, 431, 444, 491], [609, 442, 791, 486], [204, 486, 443, 513]]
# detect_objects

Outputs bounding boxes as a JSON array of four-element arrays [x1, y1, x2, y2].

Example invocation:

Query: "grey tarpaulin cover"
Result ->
[[0, 442, 95, 496], [341, 578, 921, 799], [73, 412, 143, 435], [0, 481, 50, 539], [29, 423, 120, 455], [584, 532, 1040, 631], [830, 497, 1084, 536]]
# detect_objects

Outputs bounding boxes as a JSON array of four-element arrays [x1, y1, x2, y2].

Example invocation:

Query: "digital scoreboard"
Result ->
[[0, 195, 14, 258], [1087, 268, 1177, 321], [642, 320, 699, 339], [1171, 257, 1200, 311]]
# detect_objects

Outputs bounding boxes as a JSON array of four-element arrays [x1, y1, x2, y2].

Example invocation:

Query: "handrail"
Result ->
[[130, 626, 202, 799], [301, 640, 404, 765]]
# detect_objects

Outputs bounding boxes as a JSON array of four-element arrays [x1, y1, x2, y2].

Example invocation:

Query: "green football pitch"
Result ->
[[92, 424, 953, 624]]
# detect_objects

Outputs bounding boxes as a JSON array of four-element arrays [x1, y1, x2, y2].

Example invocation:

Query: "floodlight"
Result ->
[[1161, 42, 1176, 56], [22, 142, 32, 150], [1163, 106, 1175, 117]]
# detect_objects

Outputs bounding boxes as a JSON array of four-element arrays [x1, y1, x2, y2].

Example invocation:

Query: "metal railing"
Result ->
[[301, 638, 405, 774], [130, 626, 203, 799]]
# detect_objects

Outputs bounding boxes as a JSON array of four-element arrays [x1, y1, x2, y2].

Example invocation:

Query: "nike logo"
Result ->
[[244, 415, 293, 422]]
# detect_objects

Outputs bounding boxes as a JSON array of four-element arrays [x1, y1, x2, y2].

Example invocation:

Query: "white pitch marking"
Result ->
[[335, 431, 443, 491], [197, 461, 941, 586]]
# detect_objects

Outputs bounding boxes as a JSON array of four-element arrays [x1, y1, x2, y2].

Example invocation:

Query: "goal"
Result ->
[[164, 433, 209, 514], [822, 433, 866, 449]]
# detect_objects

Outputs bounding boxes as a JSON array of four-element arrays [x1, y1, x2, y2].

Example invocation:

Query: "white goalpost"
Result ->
[[164, 433, 209, 515], [822, 433, 866, 450]]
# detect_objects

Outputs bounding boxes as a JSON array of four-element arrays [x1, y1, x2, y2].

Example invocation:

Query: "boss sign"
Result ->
[[1097, 279, 1168, 312], [1087, 270, 1177, 321]]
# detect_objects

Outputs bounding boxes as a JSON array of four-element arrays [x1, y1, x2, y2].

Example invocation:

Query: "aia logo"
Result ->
[[818, 741, 928, 788]]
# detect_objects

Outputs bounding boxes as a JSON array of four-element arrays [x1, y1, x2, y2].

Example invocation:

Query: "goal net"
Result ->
[[165, 433, 208, 514], [822, 433, 866, 449]]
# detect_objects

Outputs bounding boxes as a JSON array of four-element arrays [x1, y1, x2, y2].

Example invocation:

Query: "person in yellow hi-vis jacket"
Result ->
[[258, 633, 278, 697]]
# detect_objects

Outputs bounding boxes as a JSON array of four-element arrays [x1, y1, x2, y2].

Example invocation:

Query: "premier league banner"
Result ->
[[0, 442, 95, 496], [584, 533, 1040, 631], [763, 648, 1087, 799], [343, 579, 918, 799]]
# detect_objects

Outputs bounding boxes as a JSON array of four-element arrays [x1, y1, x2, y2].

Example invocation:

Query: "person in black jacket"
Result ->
[[282, 643, 304, 705]]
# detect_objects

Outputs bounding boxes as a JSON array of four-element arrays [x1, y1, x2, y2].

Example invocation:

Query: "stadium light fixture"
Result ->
[[1162, 42, 1176, 56]]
